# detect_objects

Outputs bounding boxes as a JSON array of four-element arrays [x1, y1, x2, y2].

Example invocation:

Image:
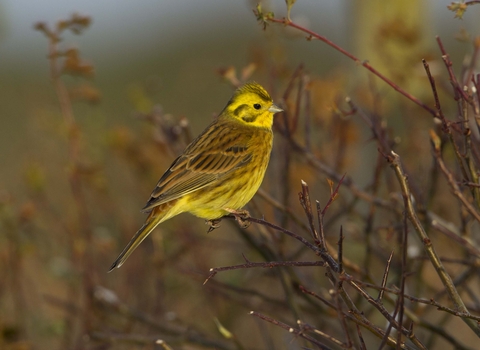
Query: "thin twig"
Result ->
[[431, 131, 480, 223], [297, 320, 346, 348], [396, 212, 408, 349], [299, 286, 414, 349], [204, 258, 325, 285], [436, 36, 473, 104], [377, 251, 394, 302], [225, 208, 341, 271], [299, 180, 319, 242], [249, 311, 333, 350], [387, 149, 480, 336], [258, 14, 437, 116]]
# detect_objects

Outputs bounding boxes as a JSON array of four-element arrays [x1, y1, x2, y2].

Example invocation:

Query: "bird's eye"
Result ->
[[253, 103, 261, 110]]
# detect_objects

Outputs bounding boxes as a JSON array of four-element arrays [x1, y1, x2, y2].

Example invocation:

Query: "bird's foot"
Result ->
[[206, 218, 222, 233], [224, 208, 251, 229]]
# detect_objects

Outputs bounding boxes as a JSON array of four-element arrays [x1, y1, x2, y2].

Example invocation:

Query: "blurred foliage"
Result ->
[[447, 1, 479, 19], [2, 1, 480, 349]]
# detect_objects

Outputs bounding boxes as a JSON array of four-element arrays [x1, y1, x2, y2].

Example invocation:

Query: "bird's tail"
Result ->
[[108, 207, 166, 272]]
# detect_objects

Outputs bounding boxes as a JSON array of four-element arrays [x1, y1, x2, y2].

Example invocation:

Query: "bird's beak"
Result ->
[[268, 103, 283, 114], [268, 103, 283, 113]]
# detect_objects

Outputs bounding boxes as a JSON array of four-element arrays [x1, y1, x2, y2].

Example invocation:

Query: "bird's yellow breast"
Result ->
[[180, 127, 273, 220]]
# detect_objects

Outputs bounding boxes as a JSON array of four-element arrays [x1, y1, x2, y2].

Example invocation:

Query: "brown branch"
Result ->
[[256, 187, 364, 274], [297, 320, 346, 348], [298, 180, 319, 242], [93, 287, 234, 349], [387, 149, 480, 337], [346, 280, 480, 323], [431, 131, 480, 223], [249, 311, 333, 349], [422, 59, 446, 124], [377, 251, 394, 302], [204, 257, 325, 285], [35, 15, 95, 348], [257, 14, 437, 117], [222, 214, 323, 254], [90, 332, 175, 347], [395, 212, 408, 349], [300, 285, 415, 349], [347, 279, 421, 346], [356, 323, 367, 350], [436, 36, 473, 104]]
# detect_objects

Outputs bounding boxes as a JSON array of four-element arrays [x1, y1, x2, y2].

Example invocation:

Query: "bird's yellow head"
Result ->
[[222, 82, 283, 129]]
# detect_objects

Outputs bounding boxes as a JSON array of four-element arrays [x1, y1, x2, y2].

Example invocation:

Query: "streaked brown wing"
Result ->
[[142, 120, 252, 211]]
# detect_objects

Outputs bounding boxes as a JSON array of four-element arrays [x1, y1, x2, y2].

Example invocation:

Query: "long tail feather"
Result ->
[[108, 208, 165, 272]]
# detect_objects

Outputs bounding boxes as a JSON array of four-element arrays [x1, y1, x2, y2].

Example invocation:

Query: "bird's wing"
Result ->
[[142, 121, 252, 211]]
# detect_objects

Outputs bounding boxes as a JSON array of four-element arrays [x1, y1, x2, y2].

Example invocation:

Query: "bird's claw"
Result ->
[[225, 208, 251, 229], [206, 218, 222, 233], [236, 216, 250, 229]]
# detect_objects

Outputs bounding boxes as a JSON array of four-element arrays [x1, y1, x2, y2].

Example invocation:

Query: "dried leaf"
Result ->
[[447, 2, 468, 19], [241, 63, 257, 82], [214, 318, 234, 339], [218, 66, 240, 87]]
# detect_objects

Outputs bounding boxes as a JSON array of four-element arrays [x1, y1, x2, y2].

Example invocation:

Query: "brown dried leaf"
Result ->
[[447, 2, 468, 19], [69, 84, 101, 104], [218, 66, 240, 87]]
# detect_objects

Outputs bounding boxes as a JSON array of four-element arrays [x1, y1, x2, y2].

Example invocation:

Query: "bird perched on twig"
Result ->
[[109, 82, 283, 271]]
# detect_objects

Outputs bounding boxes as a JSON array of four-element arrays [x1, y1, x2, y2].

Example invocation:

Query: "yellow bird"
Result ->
[[109, 82, 283, 271]]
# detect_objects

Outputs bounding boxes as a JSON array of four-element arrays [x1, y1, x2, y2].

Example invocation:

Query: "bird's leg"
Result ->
[[224, 208, 251, 229], [206, 218, 222, 233]]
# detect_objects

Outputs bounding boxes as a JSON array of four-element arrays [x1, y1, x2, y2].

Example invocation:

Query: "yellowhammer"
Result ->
[[109, 82, 282, 271]]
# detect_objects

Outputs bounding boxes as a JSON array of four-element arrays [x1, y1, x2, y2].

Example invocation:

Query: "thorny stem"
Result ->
[[261, 15, 437, 117], [222, 214, 340, 271], [301, 286, 414, 349], [460, 95, 480, 209], [387, 150, 480, 337], [299, 181, 341, 270], [347, 278, 425, 348], [257, 186, 363, 274], [429, 214, 480, 257], [350, 278, 480, 323], [211, 181, 423, 347], [299, 180, 319, 243], [297, 320, 346, 348], [377, 251, 393, 302], [422, 58, 473, 196], [36, 16, 95, 348], [204, 258, 325, 285], [308, 282, 473, 349], [395, 212, 408, 349], [249, 311, 332, 349], [422, 59, 446, 124], [436, 36, 473, 105], [90, 289, 233, 350], [431, 132, 480, 223]]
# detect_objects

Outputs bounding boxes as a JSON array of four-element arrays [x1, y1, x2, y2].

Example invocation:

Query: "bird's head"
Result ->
[[223, 82, 283, 129]]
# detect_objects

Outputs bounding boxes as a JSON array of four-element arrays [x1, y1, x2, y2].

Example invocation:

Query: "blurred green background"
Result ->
[[2, 0, 480, 349]]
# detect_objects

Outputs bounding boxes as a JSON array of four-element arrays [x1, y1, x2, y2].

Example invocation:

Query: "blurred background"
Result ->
[[2, 0, 480, 349], [1, 0, 479, 195]]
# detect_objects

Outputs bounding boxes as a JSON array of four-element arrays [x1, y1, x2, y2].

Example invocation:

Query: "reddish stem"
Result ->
[[267, 17, 437, 117]]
